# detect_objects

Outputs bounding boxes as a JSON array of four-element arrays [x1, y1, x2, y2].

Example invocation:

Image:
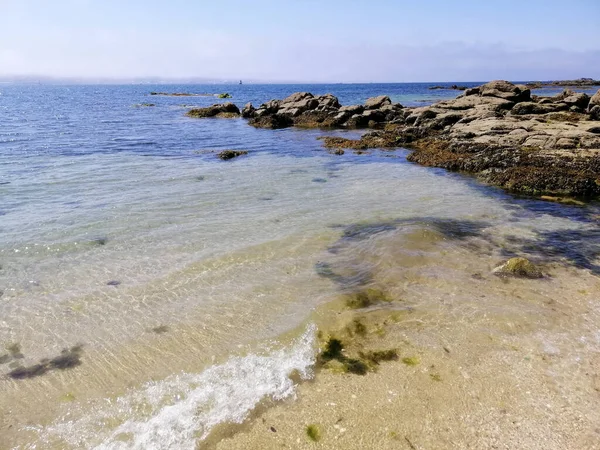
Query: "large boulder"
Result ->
[[315, 94, 340, 110], [590, 105, 600, 121], [562, 92, 590, 110], [479, 80, 530, 102], [365, 95, 392, 110]]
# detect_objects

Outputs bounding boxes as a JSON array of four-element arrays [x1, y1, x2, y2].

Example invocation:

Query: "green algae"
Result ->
[[430, 373, 442, 382], [343, 358, 369, 375], [305, 424, 321, 442], [360, 349, 398, 365], [493, 257, 543, 279], [344, 288, 393, 309], [321, 338, 344, 361], [402, 356, 420, 366]]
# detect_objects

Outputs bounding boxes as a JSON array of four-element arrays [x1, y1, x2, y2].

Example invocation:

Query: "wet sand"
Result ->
[[216, 221, 600, 450]]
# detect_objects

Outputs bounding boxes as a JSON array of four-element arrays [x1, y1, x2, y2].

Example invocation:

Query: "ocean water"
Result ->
[[1, 83, 600, 449]]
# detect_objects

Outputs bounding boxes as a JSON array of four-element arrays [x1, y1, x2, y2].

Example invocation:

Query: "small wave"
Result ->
[[36, 324, 316, 449]]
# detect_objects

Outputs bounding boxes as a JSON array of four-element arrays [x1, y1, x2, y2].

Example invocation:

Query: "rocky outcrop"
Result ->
[[314, 81, 600, 198], [187, 103, 241, 118], [185, 81, 600, 198], [243, 93, 403, 129], [526, 78, 600, 89]]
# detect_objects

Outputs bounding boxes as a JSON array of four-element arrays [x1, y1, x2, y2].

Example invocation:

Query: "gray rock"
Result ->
[[479, 80, 530, 102], [282, 92, 314, 104], [464, 87, 480, 96], [365, 95, 392, 110], [589, 89, 600, 110], [242, 102, 256, 118], [562, 92, 590, 109], [339, 104, 365, 114], [590, 105, 600, 121], [315, 94, 340, 109], [511, 102, 568, 115]]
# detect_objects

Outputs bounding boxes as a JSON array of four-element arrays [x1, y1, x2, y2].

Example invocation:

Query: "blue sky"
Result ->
[[1, 0, 599, 82]]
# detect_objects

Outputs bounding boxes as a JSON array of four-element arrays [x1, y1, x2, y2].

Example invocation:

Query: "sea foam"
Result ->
[[38, 324, 316, 450]]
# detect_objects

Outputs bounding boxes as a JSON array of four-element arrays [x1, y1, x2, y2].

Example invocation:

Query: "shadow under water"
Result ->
[[7, 345, 84, 380]]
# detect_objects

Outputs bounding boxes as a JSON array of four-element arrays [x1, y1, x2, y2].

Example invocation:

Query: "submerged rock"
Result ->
[[217, 150, 248, 160], [492, 257, 544, 279]]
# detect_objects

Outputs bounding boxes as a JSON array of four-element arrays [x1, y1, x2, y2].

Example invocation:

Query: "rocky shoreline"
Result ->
[[525, 77, 600, 89], [187, 81, 600, 199]]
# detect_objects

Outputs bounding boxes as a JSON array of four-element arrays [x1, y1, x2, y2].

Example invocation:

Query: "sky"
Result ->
[[1, 0, 600, 83]]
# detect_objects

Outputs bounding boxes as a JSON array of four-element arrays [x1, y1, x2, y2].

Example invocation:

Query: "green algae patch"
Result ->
[[217, 93, 232, 98], [305, 424, 321, 442], [344, 288, 393, 309], [430, 373, 442, 382], [360, 349, 398, 365], [346, 318, 367, 337], [321, 338, 344, 361], [60, 392, 76, 402], [343, 358, 369, 375], [493, 257, 544, 279], [402, 356, 420, 366]]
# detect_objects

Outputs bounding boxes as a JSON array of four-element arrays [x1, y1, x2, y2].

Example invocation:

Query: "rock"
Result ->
[[262, 99, 282, 113], [438, 95, 514, 111], [339, 104, 365, 114], [510, 102, 568, 115], [590, 105, 600, 121], [362, 109, 386, 123], [492, 257, 543, 278], [587, 126, 600, 134], [248, 114, 293, 129], [217, 93, 232, 99], [365, 95, 391, 110], [294, 110, 338, 128], [589, 89, 600, 110], [187, 103, 241, 118], [315, 94, 340, 109], [278, 98, 319, 116], [562, 92, 590, 109], [217, 150, 248, 160], [242, 102, 256, 118], [282, 92, 314, 104], [479, 80, 530, 102], [464, 87, 480, 96], [346, 114, 370, 129]]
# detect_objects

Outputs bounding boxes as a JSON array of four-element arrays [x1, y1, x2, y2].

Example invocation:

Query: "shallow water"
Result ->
[[1, 83, 599, 449]]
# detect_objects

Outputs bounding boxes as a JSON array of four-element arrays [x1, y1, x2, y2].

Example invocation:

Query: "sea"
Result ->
[[1, 82, 599, 449]]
